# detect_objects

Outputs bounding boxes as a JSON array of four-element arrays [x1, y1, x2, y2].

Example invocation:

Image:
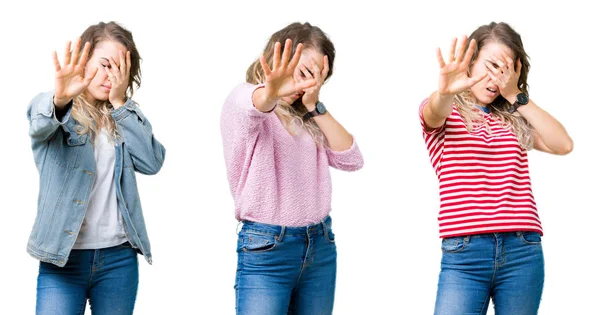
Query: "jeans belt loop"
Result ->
[[278, 226, 286, 242]]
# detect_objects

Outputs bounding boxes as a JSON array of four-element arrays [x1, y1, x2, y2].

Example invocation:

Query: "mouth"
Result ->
[[486, 87, 498, 93], [284, 92, 302, 102], [102, 85, 111, 92]]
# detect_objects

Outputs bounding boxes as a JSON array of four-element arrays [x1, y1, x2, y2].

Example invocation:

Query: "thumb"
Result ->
[[83, 67, 98, 86], [468, 72, 487, 87], [297, 78, 317, 91]]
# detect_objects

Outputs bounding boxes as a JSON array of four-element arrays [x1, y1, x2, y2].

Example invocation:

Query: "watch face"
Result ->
[[316, 102, 326, 114], [516, 93, 528, 105]]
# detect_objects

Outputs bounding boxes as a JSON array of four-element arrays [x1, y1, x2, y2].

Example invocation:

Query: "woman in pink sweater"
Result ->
[[220, 22, 363, 315]]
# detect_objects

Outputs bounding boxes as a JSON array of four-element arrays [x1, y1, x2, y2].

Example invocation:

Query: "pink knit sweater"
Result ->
[[220, 83, 364, 226]]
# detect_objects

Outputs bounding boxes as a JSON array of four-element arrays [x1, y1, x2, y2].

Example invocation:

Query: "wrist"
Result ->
[[303, 101, 327, 120], [53, 95, 72, 108], [304, 102, 317, 112], [503, 86, 524, 103], [437, 89, 453, 97], [111, 98, 126, 109], [504, 92, 519, 104], [252, 87, 277, 111], [437, 91, 455, 101], [507, 92, 529, 114]]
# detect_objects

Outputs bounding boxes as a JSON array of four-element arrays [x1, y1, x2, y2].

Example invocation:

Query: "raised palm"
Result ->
[[259, 39, 316, 102], [437, 36, 486, 96], [53, 38, 97, 106]]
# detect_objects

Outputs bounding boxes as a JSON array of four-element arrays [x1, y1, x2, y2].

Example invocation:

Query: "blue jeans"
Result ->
[[235, 216, 337, 315], [36, 242, 139, 315], [434, 232, 545, 315]]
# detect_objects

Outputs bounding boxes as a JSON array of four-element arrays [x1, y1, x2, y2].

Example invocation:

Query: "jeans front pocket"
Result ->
[[441, 236, 469, 253], [241, 232, 278, 253], [518, 231, 542, 245]]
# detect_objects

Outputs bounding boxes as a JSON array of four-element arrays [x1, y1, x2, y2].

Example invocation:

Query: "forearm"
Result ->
[[313, 111, 353, 151], [251, 86, 278, 113], [516, 99, 573, 154], [423, 90, 454, 129]]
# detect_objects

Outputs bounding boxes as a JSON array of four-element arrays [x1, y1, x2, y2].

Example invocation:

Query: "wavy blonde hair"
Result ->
[[72, 21, 142, 142], [246, 22, 335, 146], [457, 22, 534, 149]]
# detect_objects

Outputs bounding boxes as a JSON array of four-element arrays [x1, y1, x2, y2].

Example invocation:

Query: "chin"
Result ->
[[87, 91, 109, 102], [480, 99, 494, 106], [281, 97, 295, 105], [279, 98, 295, 107], [472, 93, 495, 106]]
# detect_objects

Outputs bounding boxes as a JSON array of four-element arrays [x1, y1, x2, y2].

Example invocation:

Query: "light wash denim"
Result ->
[[26, 92, 165, 267]]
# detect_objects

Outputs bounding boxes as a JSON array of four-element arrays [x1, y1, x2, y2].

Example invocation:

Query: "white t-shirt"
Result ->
[[73, 129, 128, 249]]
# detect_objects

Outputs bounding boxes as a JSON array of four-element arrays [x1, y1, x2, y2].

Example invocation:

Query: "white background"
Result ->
[[0, 0, 597, 314]]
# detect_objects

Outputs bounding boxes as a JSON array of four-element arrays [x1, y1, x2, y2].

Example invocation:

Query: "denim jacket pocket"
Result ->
[[518, 231, 542, 245], [51, 131, 88, 169], [241, 232, 278, 253], [441, 236, 469, 253], [66, 133, 87, 146]]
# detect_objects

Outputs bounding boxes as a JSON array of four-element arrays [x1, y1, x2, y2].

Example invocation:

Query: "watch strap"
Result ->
[[303, 101, 325, 120], [508, 93, 528, 114], [303, 111, 315, 120]]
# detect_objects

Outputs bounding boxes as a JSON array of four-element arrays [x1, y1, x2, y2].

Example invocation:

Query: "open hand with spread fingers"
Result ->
[[104, 50, 131, 108], [298, 55, 329, 111], [437, 36, 487, 97], [485, 52, 522, 102], [52, 38, 97, 108], [257, 39, 317, 109]]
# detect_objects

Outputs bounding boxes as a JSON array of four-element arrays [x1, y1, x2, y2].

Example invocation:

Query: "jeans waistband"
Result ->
[[446, 231, 541, 240], [240, 216, 332, 239]]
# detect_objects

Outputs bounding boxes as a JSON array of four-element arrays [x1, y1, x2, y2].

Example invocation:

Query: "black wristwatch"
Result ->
[[508, 92, 529, 114], [303, 101, 327, 120]]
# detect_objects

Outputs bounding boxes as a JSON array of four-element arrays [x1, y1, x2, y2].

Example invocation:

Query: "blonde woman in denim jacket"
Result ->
[[26, 21, 165, 315]]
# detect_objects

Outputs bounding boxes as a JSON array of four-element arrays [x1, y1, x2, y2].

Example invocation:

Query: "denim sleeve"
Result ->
[[112, 99, 166, 175], [27, 91, 72, 142]]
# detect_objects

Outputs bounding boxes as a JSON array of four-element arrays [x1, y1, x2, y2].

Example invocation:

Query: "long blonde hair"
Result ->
[[458, 22, 534, 149], [246, 22, 335, 146], [72, 21, 142, 141], [72, 95, 118, 141]]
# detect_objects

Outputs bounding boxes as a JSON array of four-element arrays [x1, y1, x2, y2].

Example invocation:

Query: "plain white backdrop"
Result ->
[[0, 0, 597, 314]]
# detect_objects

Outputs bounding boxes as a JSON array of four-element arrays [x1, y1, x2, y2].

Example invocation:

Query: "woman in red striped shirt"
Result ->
[[420, 22, 573, 315]]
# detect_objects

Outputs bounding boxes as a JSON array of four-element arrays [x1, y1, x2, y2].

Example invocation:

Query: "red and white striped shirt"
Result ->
[[419, 99, 543, 238]]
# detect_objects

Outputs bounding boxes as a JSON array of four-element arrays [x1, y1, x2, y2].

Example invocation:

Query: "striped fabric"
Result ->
[[419, 99, 542, 238]]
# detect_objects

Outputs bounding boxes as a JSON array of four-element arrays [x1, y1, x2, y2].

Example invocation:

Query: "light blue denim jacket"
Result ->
[[26, 91, 166, 267]]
